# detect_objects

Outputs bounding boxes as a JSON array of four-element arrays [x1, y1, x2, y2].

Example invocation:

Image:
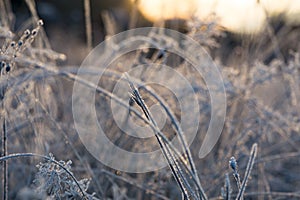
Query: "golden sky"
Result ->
[[133, 0, 300, 33]]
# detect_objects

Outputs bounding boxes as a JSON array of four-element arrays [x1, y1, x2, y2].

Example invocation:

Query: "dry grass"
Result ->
[[0, 0, 300, 199]]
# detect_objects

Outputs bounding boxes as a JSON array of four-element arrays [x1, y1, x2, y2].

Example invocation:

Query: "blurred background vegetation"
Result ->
[[11, 0, 300, 66]]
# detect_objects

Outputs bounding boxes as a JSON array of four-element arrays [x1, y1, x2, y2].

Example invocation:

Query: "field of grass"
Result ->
[[0, 0, 300, 199]]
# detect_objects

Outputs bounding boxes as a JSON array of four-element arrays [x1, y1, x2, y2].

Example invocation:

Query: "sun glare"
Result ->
[[134, 0, 300, 33]]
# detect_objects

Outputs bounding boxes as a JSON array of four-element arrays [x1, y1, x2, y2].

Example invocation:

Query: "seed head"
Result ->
[[38, 19, 44, 26], [10, 41, 16, 47], [24, 29, 30, 36], [229, 156, 237, 171]]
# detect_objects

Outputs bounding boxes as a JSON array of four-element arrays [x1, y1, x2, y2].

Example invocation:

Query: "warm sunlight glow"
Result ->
[[215, 0, 266, 33], [285, 0, 300, 24], [133, 0, 300, 33], [137, 0, 197, 21]]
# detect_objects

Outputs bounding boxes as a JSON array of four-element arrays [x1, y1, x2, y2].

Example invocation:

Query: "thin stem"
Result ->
[[2, 117, 8, 200], [1, 75, 8, 200], [236, 143, 258, 200], [223, 173, 231, 200], [84, 0, 92, 52]]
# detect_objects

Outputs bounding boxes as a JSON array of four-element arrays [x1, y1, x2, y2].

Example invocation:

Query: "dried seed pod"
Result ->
[[31, 29, 38, 36], [10, 41, 16, 47], [5, 63, 11, 73], [18, 40, 23, 47], [229, 156, 237, 171], [0, 61, 6, 70], [24, 29, 30, 36], [37, 19, 44, 26]]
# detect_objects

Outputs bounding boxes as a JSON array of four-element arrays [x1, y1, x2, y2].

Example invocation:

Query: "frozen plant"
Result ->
[[33, 153, 97, 200]]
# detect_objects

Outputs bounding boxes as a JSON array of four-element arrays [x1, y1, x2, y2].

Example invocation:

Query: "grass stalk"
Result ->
[[84, 0, 92, 52], [1, 117, 8, 200], [125, 73, 205, 199], [236, 143, 258, 200], [1, 75, 8, 200], [223, 173, 231, 200]]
